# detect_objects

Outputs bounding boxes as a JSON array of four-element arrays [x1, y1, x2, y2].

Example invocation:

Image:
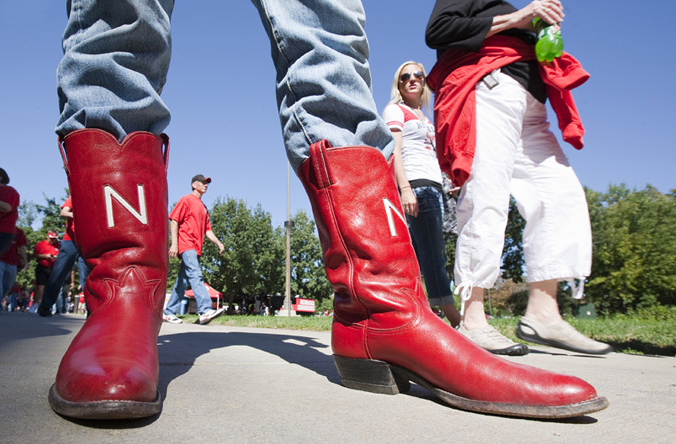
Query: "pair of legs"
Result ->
[[50, 0, 607, 420], [463, 281, 560, 328], [164, 250, 213, 316], [455, 70, 609, 355], [56, 0, 393, 169], [32, 265, 52, 310], [407, 185, 460, 327], [0, 261, 18, 308], [38, 239, 80, 316]]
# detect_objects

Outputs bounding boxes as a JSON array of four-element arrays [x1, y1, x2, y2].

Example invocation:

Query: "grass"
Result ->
[[181, 314, 333, 331], [179, 313, 676, 356]]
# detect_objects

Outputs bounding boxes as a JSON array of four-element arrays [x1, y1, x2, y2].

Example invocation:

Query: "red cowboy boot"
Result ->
[[299, 140, 608, 418], [49, 129, 169, 419]]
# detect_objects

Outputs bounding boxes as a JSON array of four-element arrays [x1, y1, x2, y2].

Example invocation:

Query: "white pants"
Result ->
[[454, 70, 591, 293]]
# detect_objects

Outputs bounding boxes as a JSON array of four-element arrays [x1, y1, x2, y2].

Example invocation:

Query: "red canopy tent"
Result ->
[[185, 283, 224, 310]]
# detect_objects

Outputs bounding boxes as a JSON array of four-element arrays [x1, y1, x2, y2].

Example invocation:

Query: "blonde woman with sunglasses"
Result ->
[[382, 61, 461, 328]]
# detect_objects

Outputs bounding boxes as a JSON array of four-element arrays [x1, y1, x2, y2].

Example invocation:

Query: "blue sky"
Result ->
[[2, 1, 675, 228]]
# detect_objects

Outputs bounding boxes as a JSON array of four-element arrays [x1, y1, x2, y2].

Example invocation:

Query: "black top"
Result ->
[[426, 0, 547, 103]]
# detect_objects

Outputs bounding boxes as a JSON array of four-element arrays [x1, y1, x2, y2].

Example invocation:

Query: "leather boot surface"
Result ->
[[299, 140, 609, 419], [49, 129, 169, 419]]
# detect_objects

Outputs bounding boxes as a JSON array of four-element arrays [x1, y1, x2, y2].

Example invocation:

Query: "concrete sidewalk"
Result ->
[[1, 311, 674, 444]]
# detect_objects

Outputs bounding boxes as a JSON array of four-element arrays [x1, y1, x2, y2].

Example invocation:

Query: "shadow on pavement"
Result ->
[[0, 312, 76, 345], [156, 330, 338, 399]]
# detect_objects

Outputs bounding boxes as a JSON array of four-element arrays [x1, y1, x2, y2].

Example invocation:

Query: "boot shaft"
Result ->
[[60, 129, 169, 312], [299, 141, 427, 331]]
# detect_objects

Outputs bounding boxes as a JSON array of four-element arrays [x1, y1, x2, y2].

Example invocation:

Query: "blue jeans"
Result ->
[[56, 0, 394, 173], [77, 256, 89, 289], [164, 250, 212, 315], [406, 186, 454, 306], [40, 239, 80, 311], [9, 290, 19, 311], [55, 283, 71, 314], [0, 261, 18, 304]]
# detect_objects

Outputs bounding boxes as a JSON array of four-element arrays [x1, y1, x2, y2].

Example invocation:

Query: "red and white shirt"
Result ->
[[382, 102, 442, 184]]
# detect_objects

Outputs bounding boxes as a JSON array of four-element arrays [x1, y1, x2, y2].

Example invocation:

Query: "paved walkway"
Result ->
[[1, 311, 675, 444]]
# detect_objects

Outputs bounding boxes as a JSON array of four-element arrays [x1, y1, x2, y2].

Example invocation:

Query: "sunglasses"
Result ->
[[399, 71, 425, 83]]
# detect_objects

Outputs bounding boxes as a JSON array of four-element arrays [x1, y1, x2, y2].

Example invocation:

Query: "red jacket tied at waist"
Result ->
[[427, 35, 589, 187]]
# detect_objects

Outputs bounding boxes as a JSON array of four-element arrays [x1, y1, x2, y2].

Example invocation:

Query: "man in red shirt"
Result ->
[[0, 226, 27, 310], [32, 231, 60, 310], [0, 168, 20, 256], [38, 196, 90, 317], [163, 174, 225, 325]]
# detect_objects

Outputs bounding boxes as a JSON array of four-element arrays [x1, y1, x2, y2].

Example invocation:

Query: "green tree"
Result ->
[[287, 210, 332, 301], [201, 197, 284, 303], [17, 201, 39, 228], [586, 185, 676, 314], [35, 193, 68, 235], [13, 192, 68, 293]]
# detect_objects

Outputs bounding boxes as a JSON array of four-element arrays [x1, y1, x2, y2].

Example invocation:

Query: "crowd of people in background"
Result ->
[[0, 172, 88, 316]]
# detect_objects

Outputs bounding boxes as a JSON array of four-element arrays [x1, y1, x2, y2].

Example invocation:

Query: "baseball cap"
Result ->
[[0, 168, 9, 185], [47, 230, 59, 239], [192, 174, 212, 184]]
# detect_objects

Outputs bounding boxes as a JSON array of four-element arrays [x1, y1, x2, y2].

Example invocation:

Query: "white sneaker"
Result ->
[[198, 308, 225, 325], [516, 316, 613, 355], [457, 323, 529, 356], [162, 313, 183, 324]]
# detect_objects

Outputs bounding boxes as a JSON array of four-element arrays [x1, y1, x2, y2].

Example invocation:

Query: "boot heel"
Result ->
[[333, 355, 411, 395]]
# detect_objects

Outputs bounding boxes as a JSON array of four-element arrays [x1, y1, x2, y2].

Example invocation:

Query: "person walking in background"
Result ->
[[38, 195, 89, 317], [425, 0, 612, 355], [55, 268, 76, 314], [7, 283, 22, 312], [0, 227, 27, 311], [0, 168, 20, 256], [163, 174, 225, 325], [382, 61, 460, 327], [31, 231, 60, 312], [49, 0, 607, 421]]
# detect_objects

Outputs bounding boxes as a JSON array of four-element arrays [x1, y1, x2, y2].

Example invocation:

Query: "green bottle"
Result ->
[[533, 17, 563, 62]]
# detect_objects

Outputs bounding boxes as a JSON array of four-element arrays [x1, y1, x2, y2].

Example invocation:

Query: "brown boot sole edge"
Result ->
[[48, 384, 162, 420], [333, 355, 609, 419]]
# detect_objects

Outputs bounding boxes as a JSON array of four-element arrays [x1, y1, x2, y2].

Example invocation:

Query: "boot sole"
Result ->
[[333, 355, 609, 419], [48, 384, 162, 420]]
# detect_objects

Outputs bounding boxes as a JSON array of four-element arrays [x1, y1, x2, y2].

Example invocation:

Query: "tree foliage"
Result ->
[[12, 193, 68, 291], [287, 211, 332, 301], [585, 185, 676, 314], [184, 198, 332, 307], [200, 197, 284, 300]]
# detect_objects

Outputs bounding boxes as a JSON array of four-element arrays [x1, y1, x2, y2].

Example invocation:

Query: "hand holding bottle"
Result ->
[[533, 17, 564, 62]]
